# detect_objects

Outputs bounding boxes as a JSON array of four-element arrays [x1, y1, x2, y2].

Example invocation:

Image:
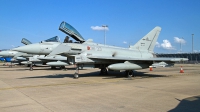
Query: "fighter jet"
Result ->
[[48, 26, 188, 78], [12, 21, 85, 67], [0, 38, 33, 62], [12, 41, 65, 69], [1, 37, 61, 68], [13, 22, 188, 78], [0, 38, 34, 66], [12, 36, 71, 70], [12, 38, 100, 67]]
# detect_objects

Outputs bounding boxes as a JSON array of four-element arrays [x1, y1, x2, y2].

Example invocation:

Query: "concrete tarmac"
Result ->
[[0, 63, 200, 112]]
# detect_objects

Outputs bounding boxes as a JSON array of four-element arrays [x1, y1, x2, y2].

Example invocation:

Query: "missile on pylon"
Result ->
[[108, 62, 150, 71], [21, 61, 32, 65], [46, 61, 69, 66]]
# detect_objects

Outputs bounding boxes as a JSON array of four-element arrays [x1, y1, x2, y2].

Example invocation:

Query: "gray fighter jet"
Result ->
[[48, 26, 188, 78], [12, 40, 67, 69], [12, 21, 86, 67], [13, 23, 188, 78], [3, 37, 65, 69], [0, 37, 60, 64], [0, 38, 34, 66]]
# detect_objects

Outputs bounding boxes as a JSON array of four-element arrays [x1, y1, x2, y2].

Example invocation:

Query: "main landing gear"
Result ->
[[125, 70, 134, 78], [72, 65, 134, 79], [60, 66, 66, 70], [100, 67, 108, 75]]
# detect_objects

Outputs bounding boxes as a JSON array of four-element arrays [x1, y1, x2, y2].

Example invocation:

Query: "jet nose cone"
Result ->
[[13, 44, 40, 54], [0, 52, 5, 56], [0, 51, 8, 57]]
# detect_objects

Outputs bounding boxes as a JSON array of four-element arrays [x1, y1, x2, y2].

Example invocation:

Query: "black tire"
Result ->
[[126, 70, 133, 78], [100, 68, 108, 75], [60, 66, 65, 69], [51, 66, 56, 69], [74, 73, 79, 79]]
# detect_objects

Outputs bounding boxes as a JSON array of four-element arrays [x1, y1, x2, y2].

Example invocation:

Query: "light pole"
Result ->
[[192, 34, 194, 53], [102, 25, 108, 45]]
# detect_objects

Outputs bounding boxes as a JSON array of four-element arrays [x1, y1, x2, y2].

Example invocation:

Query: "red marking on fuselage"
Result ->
[[87, 46, 90, 50]]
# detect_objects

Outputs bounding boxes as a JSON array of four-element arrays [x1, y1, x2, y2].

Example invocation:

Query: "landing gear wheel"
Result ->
[[30, 64, 33, 71], [74, 73, 79, 79], [100, 67, 108, 75], [51, 66, 56, 69], [126, 70, 133, 78], [60, 66, 65, 70], [74, 65, 79, 79]]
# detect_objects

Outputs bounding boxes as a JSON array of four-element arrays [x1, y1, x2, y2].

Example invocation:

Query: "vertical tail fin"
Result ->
[[130, 26, 161, 52]]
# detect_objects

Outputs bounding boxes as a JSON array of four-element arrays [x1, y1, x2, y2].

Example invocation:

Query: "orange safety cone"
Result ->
[[180, 66, 184, 73], [149, 66, 153, 71]]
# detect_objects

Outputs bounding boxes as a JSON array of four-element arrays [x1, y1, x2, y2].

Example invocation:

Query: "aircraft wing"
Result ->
[[87, 56, 188, 62]]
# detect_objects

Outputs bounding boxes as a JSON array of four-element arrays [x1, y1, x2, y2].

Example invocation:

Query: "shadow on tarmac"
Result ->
[[1, 67, 75, 71], [169, 95, 200, 112], [19, 71, 167, 79]]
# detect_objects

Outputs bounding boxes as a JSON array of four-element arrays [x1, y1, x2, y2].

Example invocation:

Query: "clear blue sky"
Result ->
[[0, 0, 200, 53]]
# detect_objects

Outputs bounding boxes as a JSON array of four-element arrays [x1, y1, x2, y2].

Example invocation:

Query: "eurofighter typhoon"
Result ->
[[13, 21, 188, 78], [48, 25, 188, 78]]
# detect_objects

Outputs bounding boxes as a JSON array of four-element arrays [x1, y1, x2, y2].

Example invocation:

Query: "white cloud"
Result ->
[[174, 37, 186, 44], [123, 41, 127, 44], [91, 26, 109, 31], [156, 42, 160, 48], [194, 50, 198, 53], [160, 40, 175, 50]]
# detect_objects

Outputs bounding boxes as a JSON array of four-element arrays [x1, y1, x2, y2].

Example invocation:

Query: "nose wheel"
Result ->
[[74, 72, 79, 79], [74, 66, 79, 79], [29, 64, 33, 71], [30, 64, 33, 71]]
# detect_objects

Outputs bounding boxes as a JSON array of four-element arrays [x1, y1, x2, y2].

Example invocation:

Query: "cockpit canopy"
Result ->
[[21, 38, 32, 45], [44, 36, 60, 42], [59, 21, 85, 43]]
